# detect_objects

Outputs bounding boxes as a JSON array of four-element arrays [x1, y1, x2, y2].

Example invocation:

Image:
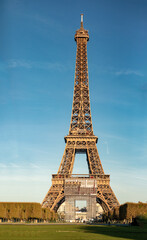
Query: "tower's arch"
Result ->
[[53, 195, 110, 213]]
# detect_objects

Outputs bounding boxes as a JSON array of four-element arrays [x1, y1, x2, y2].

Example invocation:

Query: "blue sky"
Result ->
[[0, 0, 147, 204]]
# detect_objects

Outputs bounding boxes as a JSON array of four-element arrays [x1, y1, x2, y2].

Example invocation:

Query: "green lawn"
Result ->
[[0, 224, 147, 240]]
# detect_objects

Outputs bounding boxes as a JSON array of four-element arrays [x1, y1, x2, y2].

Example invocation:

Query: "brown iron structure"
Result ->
[[42, 15, 119, 212]]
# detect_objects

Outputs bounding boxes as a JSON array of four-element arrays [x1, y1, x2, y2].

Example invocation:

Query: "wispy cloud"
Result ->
[[21, 12, 66, 33], [7, 59, 69, 72], [8, 60, 32, 69], [94, 96, 133, 106], [10, 163, 20, 168], [103, 141, 109, 155], [100, 133, 127, 141], [0, 163, 7, 168], [30, 163, 40, 169], [107, 162, 147, 181], [0, 162, 42, 169], [135, 176, 147, 181], [89, 64, 144, 77], [0, 175, 48, 182], [115, 70, 144, 77], [30, 14, 64, 32], [23, 146, 50, 155]]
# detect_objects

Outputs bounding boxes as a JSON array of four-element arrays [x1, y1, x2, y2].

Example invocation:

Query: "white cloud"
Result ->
[[7, 59, 68, 72], [89, 64, 144, 77], [115, 70, 144, 77], [8, 59, 32, 68]]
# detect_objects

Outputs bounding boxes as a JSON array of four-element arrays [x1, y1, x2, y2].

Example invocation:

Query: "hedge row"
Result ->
[[119, 202, 147, 220], [0, 202, 57, 221], [104, 202, 147, 221]]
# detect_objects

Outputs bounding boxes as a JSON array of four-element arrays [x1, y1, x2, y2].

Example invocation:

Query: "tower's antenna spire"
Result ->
[[81, 14, 84, 28]]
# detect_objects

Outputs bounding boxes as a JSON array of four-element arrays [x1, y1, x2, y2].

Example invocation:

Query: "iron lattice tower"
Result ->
[[42, 15, 119, 212]]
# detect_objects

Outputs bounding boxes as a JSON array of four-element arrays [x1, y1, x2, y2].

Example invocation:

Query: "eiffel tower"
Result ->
[[42, 15, 119, 212]]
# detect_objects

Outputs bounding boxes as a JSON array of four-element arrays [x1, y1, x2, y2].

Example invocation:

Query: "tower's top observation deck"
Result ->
[[74, 14, 89, 42]]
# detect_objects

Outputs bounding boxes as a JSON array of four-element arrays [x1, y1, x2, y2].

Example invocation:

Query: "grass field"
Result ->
[[0, 224, 147, 240]]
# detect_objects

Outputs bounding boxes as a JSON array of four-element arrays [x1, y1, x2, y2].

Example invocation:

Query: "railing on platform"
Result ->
[[52, 174, 110, 180]]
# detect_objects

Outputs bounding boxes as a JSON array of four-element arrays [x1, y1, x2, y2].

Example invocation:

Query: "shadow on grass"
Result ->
[[79, 224, 147, 240]]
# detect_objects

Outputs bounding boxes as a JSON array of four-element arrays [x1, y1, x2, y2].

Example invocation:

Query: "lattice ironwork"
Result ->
[[42, 15, 119, 212], [69, 30, 93, 136]]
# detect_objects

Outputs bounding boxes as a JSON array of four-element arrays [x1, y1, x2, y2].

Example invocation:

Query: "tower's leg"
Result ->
[[87, 145, 104, 174], [58, 146, 75, 175], [42, 181, 64, 210], [97, 184, 119, 210]]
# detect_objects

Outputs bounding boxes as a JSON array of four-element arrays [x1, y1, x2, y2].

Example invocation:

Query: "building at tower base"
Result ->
[[64, 177, 97, 221]]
